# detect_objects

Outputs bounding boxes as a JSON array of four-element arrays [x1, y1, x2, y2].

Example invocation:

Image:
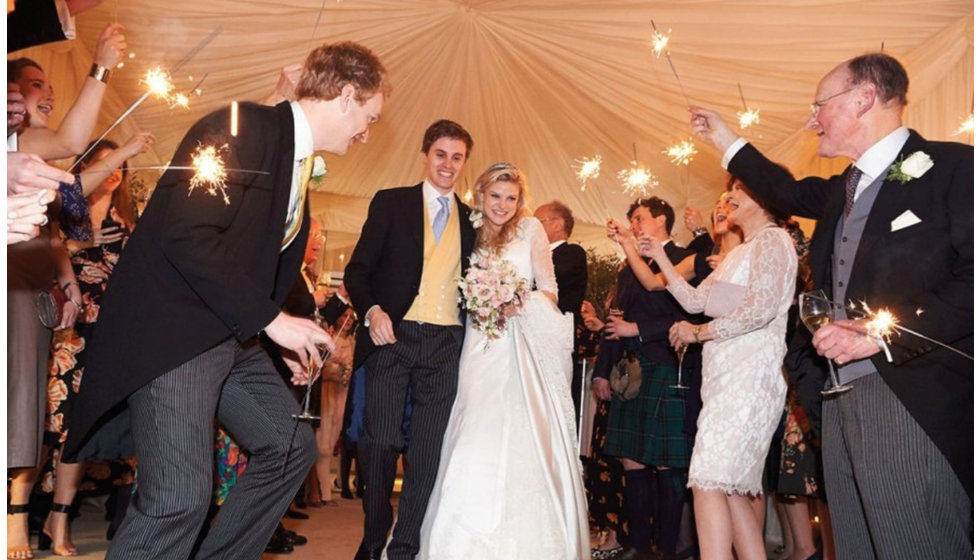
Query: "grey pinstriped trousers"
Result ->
[[822, 373, 971, 559], [105, 338, 317, 560], [358, 322, 464, 560]]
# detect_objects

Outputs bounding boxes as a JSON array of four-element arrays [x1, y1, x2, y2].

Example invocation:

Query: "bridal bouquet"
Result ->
[[458, 253, 530, 343]]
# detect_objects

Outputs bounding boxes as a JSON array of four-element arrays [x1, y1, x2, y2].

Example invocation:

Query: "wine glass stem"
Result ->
[[826, 358, 842, 388]]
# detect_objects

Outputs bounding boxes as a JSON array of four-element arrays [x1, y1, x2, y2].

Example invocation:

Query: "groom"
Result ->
[[345, 119, 476, 560]]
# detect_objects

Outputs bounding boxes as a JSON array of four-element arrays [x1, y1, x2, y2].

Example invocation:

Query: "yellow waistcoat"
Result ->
[[403, 201, 462, 326]]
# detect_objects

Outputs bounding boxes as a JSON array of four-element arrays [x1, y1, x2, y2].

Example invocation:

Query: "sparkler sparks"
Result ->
[[188, 144, 230, 205], [650, 28, 670, 58], [664, 139, 697, 166], [954, 114, 973, 135], [574, 155, 602, 190], [737, 108, 761, 129], [142, 67, 176, 101], [618, 162, 657, 197]]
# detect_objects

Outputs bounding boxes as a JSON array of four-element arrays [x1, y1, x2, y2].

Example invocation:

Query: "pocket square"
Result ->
[[890, 210, 921, 232]]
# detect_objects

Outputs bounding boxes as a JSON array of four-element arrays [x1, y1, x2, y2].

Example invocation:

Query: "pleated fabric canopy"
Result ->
[[10, 0, 974, 268]]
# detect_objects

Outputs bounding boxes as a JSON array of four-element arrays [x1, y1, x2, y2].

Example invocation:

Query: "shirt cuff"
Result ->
[[55, 0, 76, 39], [720, 137, 748, 170], [363, 304, 380, 326]]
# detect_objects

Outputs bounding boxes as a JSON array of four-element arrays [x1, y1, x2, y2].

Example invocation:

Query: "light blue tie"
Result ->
[[433, 196, 450, 243]]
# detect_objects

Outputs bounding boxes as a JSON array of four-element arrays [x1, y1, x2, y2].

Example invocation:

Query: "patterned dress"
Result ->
[[42, 205, 136, 494]]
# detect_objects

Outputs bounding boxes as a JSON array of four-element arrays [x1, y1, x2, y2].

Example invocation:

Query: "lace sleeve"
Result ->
[[665, 269, 713, 313], [709, 228, 797, 341], [526, 218, 558, 296]]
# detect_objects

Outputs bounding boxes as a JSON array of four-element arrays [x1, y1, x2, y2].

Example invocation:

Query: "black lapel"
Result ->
[[408, 183, 425, 254]]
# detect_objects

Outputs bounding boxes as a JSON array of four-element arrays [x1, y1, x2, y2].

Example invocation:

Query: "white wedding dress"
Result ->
[[666, 226, 797, 495], [417, 218, 589, 560]]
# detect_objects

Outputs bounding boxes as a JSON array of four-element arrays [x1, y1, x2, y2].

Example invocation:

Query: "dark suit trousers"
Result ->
[[822, 374, 971, 560], [359, 322, 463, 560], [106, 339, 317, 560]]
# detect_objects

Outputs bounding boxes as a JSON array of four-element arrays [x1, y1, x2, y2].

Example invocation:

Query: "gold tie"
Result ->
[[283, 155, 314, 248]]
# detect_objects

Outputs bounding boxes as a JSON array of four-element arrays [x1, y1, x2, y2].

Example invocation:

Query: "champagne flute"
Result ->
[[799, 289, 853, 397], [292, 316, 332, 422], [670, 342, 689, 390]]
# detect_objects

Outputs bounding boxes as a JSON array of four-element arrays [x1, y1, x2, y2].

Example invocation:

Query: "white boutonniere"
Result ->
[[886, 151, 933, 184], [469, 210, 484, 229], [311, 155, 327, 185]]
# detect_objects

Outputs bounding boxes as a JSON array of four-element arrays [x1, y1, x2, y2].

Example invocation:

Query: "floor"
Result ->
[[27, 493, 368, 560]]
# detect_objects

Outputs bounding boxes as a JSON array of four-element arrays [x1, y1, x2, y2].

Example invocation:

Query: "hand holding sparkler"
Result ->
[[689, 106, 740, 153], [605, 218, 631, 245], [811, 319, 883, 366], [93, 22, 127, 73]]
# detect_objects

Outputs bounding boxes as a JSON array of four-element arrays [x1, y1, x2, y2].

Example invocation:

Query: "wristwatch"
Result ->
[[692, 227, 708, 238]]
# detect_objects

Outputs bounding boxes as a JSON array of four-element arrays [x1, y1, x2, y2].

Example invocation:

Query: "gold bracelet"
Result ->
[[693, 325, 702, 343], [89, 63, 111, 84]]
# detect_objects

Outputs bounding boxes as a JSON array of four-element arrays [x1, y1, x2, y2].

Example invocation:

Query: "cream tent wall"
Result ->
[[9, 0, 974, 270]]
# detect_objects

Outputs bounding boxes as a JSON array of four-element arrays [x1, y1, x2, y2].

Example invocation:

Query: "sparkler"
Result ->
[[664, 139, 697, 166], [67, 28, 222, 173], [954, 114, 973, 136], [735, 83, 761, 129], [650, 27, 670, 58], [815, 295, 973, 362], [650, 19, 691, 105], [230, 101, 239, 137], [187, 144, 231, 204], [574, 155, 602, 191], [618, 144, 658, 197]]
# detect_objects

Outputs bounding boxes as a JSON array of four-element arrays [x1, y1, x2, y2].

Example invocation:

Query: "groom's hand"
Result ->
[[367, 307, 397, 346]]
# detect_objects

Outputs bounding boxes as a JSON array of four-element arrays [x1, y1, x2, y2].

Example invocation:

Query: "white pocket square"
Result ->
[[890, 210, 921, 232]]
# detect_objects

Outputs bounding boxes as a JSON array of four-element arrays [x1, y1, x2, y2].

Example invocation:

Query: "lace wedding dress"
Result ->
[[666, 226, 797, 495], [417, 218, 589, 559]]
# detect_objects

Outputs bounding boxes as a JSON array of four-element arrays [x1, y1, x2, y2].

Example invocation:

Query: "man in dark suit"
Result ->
[[534, 201, 588, 424], [691, 53, 972, 558], [344, 119, 476, 560], [592, 198, 698, 560], [64, 42, 389, 560]]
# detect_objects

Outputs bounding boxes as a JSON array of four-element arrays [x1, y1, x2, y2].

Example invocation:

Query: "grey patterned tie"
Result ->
[[433, 196, 450, 243], [843, 165, 862, 217]]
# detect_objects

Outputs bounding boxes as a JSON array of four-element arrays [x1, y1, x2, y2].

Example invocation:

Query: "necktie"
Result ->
[[433, 196, 450, 244], [283, 156, 314, 248], [843, 165, 862, 218]]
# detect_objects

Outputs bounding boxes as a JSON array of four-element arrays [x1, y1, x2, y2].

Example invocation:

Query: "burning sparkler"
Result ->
[[188, 144, 231, 204], [650, 19, 690, 105], [736, 83, 761, 129], [954, 114, 973, 136], [618, 163, 657, 197], [650, 28, 670, 58], [574, 155, 602, 191], [664, 139, 697, 166]]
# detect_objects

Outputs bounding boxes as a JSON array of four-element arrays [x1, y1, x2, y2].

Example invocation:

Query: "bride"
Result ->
[[417, 162, 589, 559]]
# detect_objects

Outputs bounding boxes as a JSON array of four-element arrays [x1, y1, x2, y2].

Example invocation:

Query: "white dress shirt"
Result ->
[[282, 101, 315, 250], [422, 180, 453, 227]]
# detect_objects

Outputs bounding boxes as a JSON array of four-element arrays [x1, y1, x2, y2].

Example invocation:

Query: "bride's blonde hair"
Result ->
[[472, 162, 530, 254]]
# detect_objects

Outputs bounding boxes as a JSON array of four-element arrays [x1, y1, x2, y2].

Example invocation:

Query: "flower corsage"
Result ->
[[886, 151, 933, 184]]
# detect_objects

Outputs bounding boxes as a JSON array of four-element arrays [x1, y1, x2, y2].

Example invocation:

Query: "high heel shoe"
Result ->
[[38, 503, 78, 557], [7, 504, 34, 560]]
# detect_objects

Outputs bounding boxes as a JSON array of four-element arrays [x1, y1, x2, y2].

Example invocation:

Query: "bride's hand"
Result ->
[[502, 302, 519, 319]]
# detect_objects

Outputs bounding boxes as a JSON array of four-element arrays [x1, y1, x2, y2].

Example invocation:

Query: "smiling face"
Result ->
[[422, 137, 468, 195], [726, 185, 765, 228], [16, 65, 54, 129], [711, 192, 733, 235], [482, 180, 521, 227], [806, 65, 863, 159]]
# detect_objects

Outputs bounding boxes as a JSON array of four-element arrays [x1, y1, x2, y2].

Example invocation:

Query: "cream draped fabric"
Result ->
[[10, 1, 973, 263]]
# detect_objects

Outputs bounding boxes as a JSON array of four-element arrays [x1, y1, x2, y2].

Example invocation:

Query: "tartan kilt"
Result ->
[[604, 354, 694, 468]]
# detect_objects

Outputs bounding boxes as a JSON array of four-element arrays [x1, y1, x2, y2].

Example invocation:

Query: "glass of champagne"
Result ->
[[292, 316, 332, 422], [670, 342, 689, 390], [799, 289, 853, 397]]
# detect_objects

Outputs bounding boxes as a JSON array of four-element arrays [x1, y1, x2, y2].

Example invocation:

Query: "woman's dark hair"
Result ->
[[7, 57, 43, 83], [75, 140, 136, 226]]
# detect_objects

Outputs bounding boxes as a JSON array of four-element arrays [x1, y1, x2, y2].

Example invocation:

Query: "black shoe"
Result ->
[[340, 488, 354, 500], [265, 536, 294, 554], [353, 543, 383, 560], [282, 529, 308, 546], [284, 508, 309, 520]]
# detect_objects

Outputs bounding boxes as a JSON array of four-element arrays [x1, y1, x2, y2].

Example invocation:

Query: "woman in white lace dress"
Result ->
[[640, 183, 797, 560], [417, 163, 589, 559]]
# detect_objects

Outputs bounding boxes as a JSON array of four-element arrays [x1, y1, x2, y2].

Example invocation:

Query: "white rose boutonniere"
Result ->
[[469, 210, 484, 229], [886, 151, 933, 184], [311, 155, 327, 185]]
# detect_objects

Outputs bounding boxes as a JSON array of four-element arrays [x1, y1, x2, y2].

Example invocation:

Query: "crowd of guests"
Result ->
[[7, 3, 971, 559]]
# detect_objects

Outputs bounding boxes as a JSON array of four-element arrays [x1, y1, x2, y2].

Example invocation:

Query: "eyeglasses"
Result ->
[[809, 86, 856, 117]]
